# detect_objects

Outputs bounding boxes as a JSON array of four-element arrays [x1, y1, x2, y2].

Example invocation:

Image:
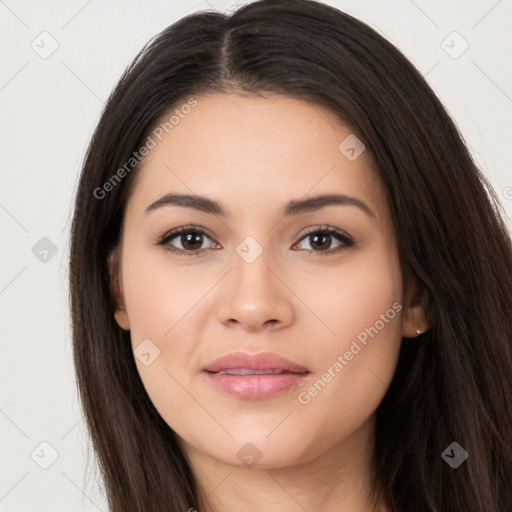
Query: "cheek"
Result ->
[[295, 245, 402, 355], [119, 244, 215, 416], [334, 250, 402, 369], [121, 244, 209, 344], [294, 251, 403, 434]]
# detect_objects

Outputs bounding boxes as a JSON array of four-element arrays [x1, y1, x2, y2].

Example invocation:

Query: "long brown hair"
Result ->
[[69, 1, 512, 510]]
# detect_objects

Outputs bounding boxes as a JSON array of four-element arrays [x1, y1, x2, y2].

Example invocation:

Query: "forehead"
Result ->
[[125, 93, 386, 223]]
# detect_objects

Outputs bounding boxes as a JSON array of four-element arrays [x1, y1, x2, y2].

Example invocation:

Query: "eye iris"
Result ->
[[182, 232, 203, 250], [311, 233, 331, 250]]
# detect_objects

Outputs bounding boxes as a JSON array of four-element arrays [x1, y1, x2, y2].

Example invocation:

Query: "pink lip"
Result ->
[[203, 351, 309, 373], [203, 351, 310, 399]]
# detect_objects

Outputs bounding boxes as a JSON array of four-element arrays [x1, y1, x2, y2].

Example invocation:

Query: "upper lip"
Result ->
[[203, 351, 309, 373]]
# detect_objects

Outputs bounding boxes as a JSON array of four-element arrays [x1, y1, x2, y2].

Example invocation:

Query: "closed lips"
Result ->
[[202, 351, 310, 374], [203, 351, 311, 399], [213, 369, 303, 375]]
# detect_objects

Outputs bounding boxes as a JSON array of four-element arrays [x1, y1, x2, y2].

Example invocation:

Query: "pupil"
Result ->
[[182, 232, 202, 250], [311, 233, 330, 250]]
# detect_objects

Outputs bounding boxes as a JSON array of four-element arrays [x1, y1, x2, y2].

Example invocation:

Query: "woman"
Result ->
[[69, 1, 512, 510]]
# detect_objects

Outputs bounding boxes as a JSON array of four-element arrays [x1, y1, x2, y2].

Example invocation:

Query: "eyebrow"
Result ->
[[145, 193, 375, 219]]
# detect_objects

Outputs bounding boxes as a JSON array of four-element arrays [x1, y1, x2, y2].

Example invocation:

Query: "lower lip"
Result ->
[[204, 371, 310, 399]]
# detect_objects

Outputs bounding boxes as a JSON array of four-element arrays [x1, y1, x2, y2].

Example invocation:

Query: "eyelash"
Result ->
[[154, 224, 355, 258]]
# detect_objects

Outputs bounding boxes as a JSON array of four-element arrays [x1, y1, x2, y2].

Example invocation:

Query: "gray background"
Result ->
[[1, 0, 511, 510]]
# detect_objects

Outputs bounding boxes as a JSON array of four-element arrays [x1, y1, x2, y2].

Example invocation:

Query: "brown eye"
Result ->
[[293, 227, 354, 255], [156, 226, 217, 256], [308, 232, 332, 251], [178, 231, 204, 251]]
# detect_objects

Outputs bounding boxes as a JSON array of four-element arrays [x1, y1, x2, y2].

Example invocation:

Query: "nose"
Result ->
[[217, 247, 295, 332]]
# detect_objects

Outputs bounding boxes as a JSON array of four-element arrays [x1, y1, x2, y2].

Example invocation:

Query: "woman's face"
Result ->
[[110, 92, 419, 470]]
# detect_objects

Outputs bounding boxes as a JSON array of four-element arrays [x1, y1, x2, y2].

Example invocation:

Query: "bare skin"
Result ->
[[109, 92, 429, 511]]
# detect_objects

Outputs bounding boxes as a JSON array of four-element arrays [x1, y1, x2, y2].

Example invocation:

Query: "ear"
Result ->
[[402, 275, 431, 339], [107, 248, 130, 331]]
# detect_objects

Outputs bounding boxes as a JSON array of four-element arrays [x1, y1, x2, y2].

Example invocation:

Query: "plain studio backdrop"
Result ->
[[0, 1, 511, 510]]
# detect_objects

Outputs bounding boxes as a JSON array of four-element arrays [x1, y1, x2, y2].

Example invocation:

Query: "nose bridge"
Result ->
[[216, 233, 294, 330], [232, 233, 279, 300]]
